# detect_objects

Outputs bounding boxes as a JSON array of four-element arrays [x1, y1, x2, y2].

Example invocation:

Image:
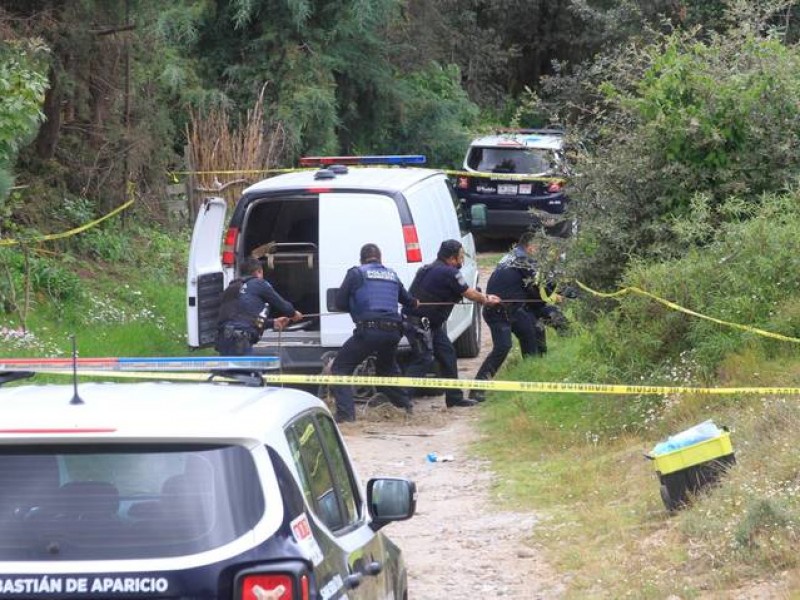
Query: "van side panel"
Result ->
[[318, 193, 406, 347]]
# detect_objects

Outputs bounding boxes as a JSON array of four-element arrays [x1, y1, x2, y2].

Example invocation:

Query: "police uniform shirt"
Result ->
[[486, 246, 545, 318], [406, 260, 469, 327], [335, 263, 415, 322], [221, 276, 296, 330]]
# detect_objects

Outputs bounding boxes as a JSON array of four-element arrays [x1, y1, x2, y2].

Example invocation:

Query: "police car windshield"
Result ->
[[0, 444, 265, 560], [467, 147, 554, 174]]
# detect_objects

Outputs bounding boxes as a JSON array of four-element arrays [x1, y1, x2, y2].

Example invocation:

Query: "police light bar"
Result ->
[[0, 356, 281, 373], [299, 155, 426, 167], [495, 127, 564, 135]]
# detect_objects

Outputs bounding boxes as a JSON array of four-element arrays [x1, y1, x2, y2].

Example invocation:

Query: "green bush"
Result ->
[[571, 192, 800, 426], [532, 5, 800, 290]]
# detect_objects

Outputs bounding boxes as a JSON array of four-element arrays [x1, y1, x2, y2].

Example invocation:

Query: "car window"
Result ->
[[0, 444, 265, 560], [286, 414, 361, 532], [467, 147, 554, 174]]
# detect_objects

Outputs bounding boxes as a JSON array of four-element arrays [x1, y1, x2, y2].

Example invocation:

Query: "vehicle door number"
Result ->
[[497, 184, 518, 195]]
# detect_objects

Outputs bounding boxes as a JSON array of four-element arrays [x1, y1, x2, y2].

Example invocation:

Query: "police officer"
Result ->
[[470, 230, 561, 402], [404, 239, 500, 408], [215, 257, 303, 356], [331, 243, 418, 423]]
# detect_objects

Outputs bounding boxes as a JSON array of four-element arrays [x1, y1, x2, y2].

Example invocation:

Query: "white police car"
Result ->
[[454, 129, 573, 239], [0, 358, 416, 599]]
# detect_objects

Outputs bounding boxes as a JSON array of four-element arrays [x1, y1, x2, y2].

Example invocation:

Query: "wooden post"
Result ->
[[185, 143, 196, 226]]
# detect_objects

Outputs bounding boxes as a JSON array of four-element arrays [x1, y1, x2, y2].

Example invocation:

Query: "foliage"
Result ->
[[0, 246, 82, 309], [0, 40, 48, 166], [376, 62, 478, 168], [574, 192, 800, 394], [0, 38, 49, 199], [529, 2, 800, 290]]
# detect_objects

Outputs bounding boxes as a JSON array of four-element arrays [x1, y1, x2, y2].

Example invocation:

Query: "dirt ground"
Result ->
[[336, 262, 568, 598]]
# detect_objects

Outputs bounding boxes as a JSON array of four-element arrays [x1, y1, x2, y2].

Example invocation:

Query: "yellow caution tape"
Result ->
[[167, 167, 566, 184], [166, 167, 307, 178], [48, 371, 800, 395], [0, 200, 134, 247], [576, 281, 800, 344]]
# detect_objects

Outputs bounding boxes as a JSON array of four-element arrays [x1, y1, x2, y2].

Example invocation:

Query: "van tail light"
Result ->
[[402, 225, 422, 263], [547, 180, 563, 193], [457, 176, 469, 189], [237, 569, 310, 600], [222, 226, 239, 266]]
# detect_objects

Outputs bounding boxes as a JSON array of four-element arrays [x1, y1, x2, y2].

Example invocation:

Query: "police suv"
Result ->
[[187, 155, 487, 373], [454, 130, 572, 239], [0, 358, 416, 599]]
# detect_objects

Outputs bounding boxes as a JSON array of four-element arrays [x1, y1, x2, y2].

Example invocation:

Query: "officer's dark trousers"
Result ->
[[331, 328, 408, 421], [405, 323, 463, 405], [475, 308, 544, 382]]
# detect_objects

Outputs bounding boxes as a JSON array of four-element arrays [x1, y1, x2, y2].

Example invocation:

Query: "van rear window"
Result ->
[[0, 444, 265, 560]]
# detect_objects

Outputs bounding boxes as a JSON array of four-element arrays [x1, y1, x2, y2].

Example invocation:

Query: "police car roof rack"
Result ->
[[208, 369, 265, 387], [494, 127, 565, 136]]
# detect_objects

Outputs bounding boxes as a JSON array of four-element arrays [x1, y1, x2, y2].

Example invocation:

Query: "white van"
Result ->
[[187, 157, 486, 372]]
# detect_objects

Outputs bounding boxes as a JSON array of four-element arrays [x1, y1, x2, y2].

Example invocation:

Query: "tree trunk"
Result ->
[[34, 66, 62, 160]]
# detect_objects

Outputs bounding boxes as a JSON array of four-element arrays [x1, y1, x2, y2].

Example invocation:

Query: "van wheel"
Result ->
[[353, 355, 377, 399], [454, 304, 481, 358]]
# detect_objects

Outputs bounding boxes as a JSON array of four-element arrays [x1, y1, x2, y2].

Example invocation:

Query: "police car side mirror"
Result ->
[[366, 477, 417, 531], [469, 204, 487, 231]]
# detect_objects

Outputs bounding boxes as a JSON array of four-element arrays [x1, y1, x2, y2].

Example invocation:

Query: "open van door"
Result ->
[[187, 197, 227, 348]]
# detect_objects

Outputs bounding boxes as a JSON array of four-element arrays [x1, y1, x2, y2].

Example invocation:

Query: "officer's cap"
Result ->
[[437, 239, 463, 261]]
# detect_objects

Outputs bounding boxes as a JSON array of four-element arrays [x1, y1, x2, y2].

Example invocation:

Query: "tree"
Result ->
[[533, 1, 800, 290], [0, 38, 49, 200]]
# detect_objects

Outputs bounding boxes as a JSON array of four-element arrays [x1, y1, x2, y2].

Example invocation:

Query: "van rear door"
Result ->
[[187, 197, 227, 348], [318, 193, 405, 348]]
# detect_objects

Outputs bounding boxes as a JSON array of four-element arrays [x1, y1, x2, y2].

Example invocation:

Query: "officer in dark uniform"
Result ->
[[331, 243, 418, 423], [470, 231, 562, 402], [215, 257, 303, 356], [404, 239, 500, 408]]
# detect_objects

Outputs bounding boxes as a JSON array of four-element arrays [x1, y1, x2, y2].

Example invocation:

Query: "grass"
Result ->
[[0, 230, 192, 360], [477, 330, 800, 597]]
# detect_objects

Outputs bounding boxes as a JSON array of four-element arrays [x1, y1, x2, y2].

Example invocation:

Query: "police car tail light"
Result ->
[[402, 225, 422, 263], [238, 573, 309, 600], [299, 154, 426, 167], [547, 180, 563, 193], [222, 226, 239, 266], [457, 176, 469, 189]]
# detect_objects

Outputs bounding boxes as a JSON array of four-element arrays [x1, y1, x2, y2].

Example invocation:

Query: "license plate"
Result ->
[[497, 184, 518, 195], [518, 184, 532, 194]]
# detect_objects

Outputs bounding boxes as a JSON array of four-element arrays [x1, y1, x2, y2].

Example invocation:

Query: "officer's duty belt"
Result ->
[[356, 320, 403, 332]]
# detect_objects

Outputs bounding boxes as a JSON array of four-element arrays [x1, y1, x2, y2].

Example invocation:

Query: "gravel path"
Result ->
[[339, 261, 567, 598]]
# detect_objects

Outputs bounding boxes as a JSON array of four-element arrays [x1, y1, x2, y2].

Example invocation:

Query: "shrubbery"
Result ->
[[530, 4, 800, 290], [575, 191, 800, 390]]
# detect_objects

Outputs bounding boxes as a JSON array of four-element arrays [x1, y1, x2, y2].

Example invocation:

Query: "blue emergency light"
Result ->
[[299, 155, 426, 167], [0, 356, 281, 372]]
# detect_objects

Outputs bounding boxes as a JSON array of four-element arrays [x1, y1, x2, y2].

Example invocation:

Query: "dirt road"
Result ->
[[339, 277, 567, 598]]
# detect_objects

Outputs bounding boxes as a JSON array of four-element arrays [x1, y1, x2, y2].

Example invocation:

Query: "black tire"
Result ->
[[352, 355, 377, 400], [454, 304, 481, 358]]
